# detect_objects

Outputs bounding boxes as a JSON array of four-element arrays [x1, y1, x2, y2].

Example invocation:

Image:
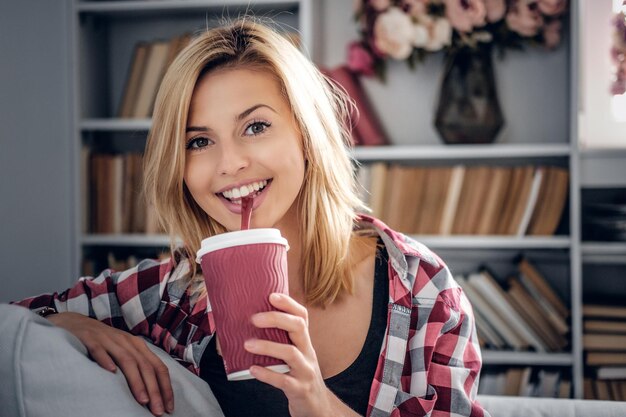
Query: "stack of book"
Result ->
[[583, 304, 626, 400], [457, 258, 569, 352], [117, 31, 301, 119], [478, 367, 571, 398], [357, 164, 569, 236], [85, 152, 162, 234], [118, 33, 193, 119], [82, 251, 170, 276]]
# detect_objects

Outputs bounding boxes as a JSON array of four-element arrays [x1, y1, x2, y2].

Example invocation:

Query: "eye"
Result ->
[[186, 136, 212, 150], [244, 121, 271, 136]]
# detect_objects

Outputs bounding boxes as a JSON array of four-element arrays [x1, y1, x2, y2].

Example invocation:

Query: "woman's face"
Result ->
[[183, 68, 306, 232]]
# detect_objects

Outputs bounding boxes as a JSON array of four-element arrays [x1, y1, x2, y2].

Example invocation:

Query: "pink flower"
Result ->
[[506, 0, 544, 37], [537, 0, 567, 17], [369, 0, 392, 12], [444, 0, 487, 33], [347, 42, 376, 76], [373, 7, 415, 60], [543, 19, 562, 48], [484, 0, 506, 23]]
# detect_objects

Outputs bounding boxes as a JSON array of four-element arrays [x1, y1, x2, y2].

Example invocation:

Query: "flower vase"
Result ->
[[434, 46, 504, 145]]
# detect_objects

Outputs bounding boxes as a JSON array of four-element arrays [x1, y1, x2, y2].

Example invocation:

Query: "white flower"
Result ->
[[412, 23, 429, 48], [426, 18, 453, 51], [374, 7, 415, 60]]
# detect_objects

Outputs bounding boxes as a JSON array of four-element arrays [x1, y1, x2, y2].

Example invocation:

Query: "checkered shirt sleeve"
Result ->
[[363, 216, 489, 417], [11, 253, 213, 374]]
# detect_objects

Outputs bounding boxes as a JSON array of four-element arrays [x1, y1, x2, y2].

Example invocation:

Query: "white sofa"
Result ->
[[2, 304, 625, 417]]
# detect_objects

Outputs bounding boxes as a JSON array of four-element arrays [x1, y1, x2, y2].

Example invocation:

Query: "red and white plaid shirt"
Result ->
[[13, 215, 488, 417]]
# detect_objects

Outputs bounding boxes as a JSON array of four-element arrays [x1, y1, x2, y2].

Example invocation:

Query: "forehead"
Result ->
[[188, 68, 285, 117]]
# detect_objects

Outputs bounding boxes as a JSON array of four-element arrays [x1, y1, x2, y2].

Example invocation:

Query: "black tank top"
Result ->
[[200, 241, 389, 416]]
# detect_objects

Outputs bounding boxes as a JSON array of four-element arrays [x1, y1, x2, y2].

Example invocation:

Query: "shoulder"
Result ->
[[356, 214, 463, 312]]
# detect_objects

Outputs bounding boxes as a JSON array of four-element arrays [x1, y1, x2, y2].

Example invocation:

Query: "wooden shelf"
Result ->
[[81, 118, 151, 131], [482, 350, 573, 366], [353, 144, 571, 161], [411, 236, 571, 250], [82, 234, 173, 246], [582, 242, 626, 264], [77, 1, 300, 15]]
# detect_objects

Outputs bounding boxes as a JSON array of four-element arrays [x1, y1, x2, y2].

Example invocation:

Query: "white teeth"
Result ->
[[221, 180, 268, 200]]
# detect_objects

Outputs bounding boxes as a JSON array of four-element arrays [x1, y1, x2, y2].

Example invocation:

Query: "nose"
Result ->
[[216, 141, 250, 176]]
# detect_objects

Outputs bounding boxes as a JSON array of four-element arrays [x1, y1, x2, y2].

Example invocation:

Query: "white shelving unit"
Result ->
[[70, 0, 626, 401]]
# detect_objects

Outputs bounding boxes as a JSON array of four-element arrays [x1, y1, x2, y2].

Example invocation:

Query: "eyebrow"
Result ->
[[185, 104, 277, 133]]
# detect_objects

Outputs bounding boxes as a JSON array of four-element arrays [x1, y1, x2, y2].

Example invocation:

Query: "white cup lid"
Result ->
[[196, 228, 288, 263]]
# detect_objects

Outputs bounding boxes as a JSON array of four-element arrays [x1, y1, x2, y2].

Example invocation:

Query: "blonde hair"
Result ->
[[143, 18, 366, 306]]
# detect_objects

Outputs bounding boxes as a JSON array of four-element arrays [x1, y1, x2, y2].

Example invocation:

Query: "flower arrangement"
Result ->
[[349, 0, 569, 79], [611, 1, 626, 95]]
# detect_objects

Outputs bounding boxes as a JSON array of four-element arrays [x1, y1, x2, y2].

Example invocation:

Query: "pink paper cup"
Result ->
[[196, 229, 291, 381]]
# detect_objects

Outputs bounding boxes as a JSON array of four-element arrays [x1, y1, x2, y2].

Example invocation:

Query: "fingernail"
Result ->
[[270, 293, 281, 301], [154, 403, 164, 415], [244, 340, 256, 350], [166, 401, 174, 413], [140, 393, 149, 403]]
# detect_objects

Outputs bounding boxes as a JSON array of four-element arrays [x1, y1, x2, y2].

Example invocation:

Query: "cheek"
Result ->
[[183, 156, 211, 197]]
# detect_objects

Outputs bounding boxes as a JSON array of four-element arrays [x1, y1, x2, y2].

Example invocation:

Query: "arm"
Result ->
[[10, 256, 189, 416], [11, 257, 173, 336]]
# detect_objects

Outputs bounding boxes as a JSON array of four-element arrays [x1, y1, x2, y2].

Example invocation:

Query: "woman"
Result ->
[[14, 19, 488, 417]]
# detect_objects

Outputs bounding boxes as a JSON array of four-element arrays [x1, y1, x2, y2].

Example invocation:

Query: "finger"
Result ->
[[249, 364, 297, 393], [85, 343, 117, 373], [244, 338, 307, 371], [106, 343, 150, 406], [131, 352, 165, 416], [269, 293, 308, 322], [140, 344, 174, 414], [251, 310, 310, 352]]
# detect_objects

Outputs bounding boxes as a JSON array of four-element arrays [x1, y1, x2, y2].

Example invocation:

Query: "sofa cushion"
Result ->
[[478, 394, 626, 417], [0, 304, 224, 417]]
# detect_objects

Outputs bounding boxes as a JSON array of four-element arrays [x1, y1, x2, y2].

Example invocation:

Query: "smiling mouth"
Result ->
[[217, 179, 271, 204]]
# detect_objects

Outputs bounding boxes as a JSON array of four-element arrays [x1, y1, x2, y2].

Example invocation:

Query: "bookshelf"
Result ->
[[69, 0, 626, 402]]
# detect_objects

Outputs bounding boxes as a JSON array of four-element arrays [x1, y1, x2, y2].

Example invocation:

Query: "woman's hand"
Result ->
[[47, 312, 174, 416], [244, 293, 358, 417]]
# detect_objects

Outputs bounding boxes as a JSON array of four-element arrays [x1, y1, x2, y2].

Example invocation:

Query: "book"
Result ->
[[383, 165, 419, 231], [468, 269, 548, 351], [322, 65, 389, 146], [456, 275, 526, 349], [133, 40, 170, 118], [475, 166, 511, 235], [584, 320, 626, 334], [400, 166, 428, 233], [118, 42, 150, 118], [518, 257, 569, 320], [465, 166, 492, 234], [452, 166, 481, 235], [583, 333, 626, 351], [594, 379, 612, 400], [439, 165, 465, 235], [507, 278, 568, 350], [424, 167, 453, 235], [516, 166, 545, 236], [559, 379, 571, 398], [587, 352, 626, 366], [504, 368, 524, 396], [528, 167, 569, 236], [368, 162, 388, 219], [583, 305, 626, 319], [494, 166, 524, 235], [411, 167, 437, 234], [597, 367, 626, 380], [537, 369, 560, 397], [504, 166, 535, 235], [584, 378, 595, 400]]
